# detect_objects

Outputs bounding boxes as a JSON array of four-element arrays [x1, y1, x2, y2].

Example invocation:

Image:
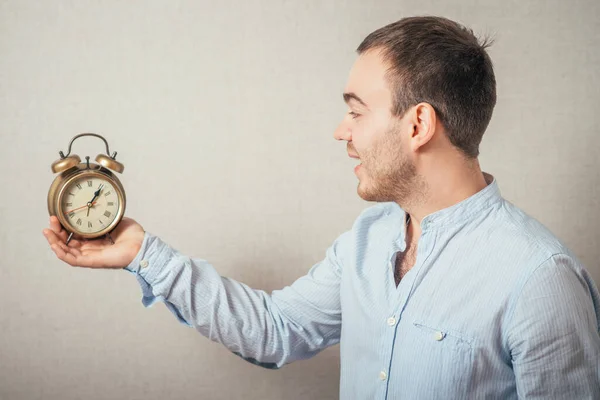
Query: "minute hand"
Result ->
[[87, 184, 104, 216]]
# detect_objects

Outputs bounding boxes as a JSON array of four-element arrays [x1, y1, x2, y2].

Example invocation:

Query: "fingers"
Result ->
[[44, 216, 138, 269], [43, 228, 82, 249], [49, 241, 81, 267], [43, 227, 85, 269], [47, 235, 107, 268], [48, 237, 107, 268], [44, 229, 111, 268], [47, 232, 82, 256], [49, 215, 69, 242], [49, 215, 63, 234], [43, 228, 61, 246], [43, 227, 116, 269]]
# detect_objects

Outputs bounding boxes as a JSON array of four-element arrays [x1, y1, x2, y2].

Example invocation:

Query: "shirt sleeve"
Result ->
[[506, 253, 600, 399], [124, 230, 350, 369]]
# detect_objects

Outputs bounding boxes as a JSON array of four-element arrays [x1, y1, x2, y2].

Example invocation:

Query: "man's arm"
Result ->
[[506, 254, 600, 398], [125, 230, 350, 369]]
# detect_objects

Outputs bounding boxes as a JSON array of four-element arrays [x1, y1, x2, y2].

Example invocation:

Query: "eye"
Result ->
[[348, 111, 361, 119]]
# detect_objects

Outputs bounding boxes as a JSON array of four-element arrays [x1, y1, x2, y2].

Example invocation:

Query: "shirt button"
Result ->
[[140, 259, 149, 268], [434, 331, 446, 341], [379, 370, 387, 381], [387, 317, 397, 326]]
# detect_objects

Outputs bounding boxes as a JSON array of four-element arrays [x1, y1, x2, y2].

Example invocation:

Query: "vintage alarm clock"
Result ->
[[47, 133, 126, 245]]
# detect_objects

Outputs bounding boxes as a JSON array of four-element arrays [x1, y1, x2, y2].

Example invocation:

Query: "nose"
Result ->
[[333, 120, 352, 142]]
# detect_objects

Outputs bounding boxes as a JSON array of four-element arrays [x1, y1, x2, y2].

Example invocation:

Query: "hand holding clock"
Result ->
[[43, 215, 145, 269], [45, 134, 136, 268]]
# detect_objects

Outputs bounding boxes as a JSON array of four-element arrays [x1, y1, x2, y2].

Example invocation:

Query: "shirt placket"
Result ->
[[380, 226, 436, 399]]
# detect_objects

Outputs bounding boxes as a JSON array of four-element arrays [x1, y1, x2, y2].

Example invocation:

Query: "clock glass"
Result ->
[[59, 175, 121, 234]]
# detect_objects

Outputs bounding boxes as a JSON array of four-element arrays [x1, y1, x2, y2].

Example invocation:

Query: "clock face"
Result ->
[[59, 174, 121, 234]]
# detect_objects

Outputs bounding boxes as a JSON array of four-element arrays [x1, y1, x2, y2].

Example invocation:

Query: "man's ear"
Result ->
[[409, 102, 437, 152]]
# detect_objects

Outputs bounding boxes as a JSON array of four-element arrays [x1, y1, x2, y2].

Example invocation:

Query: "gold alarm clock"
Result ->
[[47, 133, 126, 244]]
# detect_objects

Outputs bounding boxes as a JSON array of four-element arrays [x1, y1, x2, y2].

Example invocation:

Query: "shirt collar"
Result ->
[[419, 172, 501, 230], [390, 172, 502, 244]]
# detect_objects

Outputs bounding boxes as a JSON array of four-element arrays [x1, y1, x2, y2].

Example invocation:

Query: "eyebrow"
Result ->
[[343, 92, 369, 109]]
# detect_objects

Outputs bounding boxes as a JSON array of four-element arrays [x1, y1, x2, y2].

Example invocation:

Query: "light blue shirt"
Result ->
[[125, 174, 600, 399]]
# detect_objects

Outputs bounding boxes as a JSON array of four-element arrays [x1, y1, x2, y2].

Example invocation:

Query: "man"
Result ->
[[44, 16, 600, 399]]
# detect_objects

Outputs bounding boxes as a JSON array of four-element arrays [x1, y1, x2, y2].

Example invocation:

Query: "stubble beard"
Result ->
[[356, 125, 426, 207]]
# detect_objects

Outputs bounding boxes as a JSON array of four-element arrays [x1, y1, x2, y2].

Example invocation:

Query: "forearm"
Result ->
[[125, 232, 339, 368]]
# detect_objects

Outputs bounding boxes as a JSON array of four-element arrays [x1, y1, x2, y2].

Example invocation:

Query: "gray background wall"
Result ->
[[1, 0, 598, 399]]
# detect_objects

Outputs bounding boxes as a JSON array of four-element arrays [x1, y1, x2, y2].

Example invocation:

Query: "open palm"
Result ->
[[43, 215, 145, 269]]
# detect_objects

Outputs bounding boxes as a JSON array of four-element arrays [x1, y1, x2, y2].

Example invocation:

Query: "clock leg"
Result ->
[[105, 233, 114, 245], [66, 232, 74, 245]]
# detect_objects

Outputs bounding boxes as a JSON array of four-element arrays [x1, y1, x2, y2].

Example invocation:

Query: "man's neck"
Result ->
[[401, 160, 488, 231]]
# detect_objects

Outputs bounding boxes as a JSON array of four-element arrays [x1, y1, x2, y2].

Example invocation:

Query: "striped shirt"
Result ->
[[125, 173, 600, 399]]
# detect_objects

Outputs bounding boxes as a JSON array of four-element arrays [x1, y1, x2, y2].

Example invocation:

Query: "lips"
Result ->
[[349, 152, 362, 175]]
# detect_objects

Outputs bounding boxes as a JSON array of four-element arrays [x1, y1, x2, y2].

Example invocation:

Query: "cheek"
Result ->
[[352, 119, 379, 151], [370, 133, 404, 168], [360, 130, 390, 158]]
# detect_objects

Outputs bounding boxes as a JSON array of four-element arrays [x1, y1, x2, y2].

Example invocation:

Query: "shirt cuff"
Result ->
[[123, 231, 175, 308]]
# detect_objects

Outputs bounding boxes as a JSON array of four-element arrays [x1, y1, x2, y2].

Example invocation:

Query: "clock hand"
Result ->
[[87, 184, 104, 216], [64, 202, 98, 215], [88, 183, 104, 204]]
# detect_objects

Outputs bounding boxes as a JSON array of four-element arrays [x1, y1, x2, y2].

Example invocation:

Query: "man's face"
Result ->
[[334, 49, 417, 203]]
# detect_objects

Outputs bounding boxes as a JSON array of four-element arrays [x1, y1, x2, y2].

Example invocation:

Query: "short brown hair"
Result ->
[[357, 16, 496, 158]]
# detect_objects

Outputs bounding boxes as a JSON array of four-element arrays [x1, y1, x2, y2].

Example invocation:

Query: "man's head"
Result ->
[[334, 16, 496, 204]]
